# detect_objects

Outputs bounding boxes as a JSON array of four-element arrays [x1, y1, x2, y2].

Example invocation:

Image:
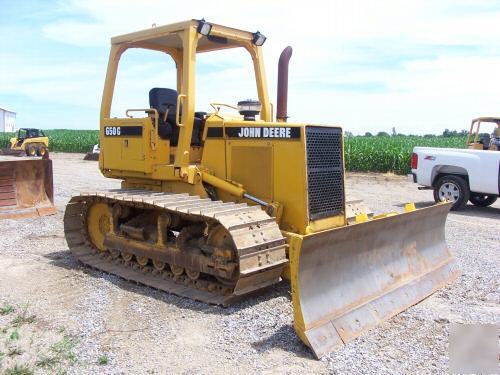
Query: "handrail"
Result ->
[[209, 102, 239, 114], [176, 95, 186, 127], [125, 108, 158, 150], [125, 108, 158, 119]]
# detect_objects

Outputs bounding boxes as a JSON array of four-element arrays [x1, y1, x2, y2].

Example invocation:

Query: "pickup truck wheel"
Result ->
[[469, 193, 497, 207], [433, 175, 469, 210]]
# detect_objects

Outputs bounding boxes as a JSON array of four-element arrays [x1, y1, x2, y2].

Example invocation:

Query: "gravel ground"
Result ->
[[0, 152, 498, 374]]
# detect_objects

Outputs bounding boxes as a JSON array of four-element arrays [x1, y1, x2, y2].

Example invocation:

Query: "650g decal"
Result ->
[[104, 126, 142, 136], [104, 126, 121, 136]]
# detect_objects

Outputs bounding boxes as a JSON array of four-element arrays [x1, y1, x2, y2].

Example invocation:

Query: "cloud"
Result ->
[[2, 0, 500, 133]]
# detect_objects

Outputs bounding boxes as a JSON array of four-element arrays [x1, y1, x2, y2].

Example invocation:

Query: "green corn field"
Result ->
[[344, 135, 466, 174], [0, 129, 99, 153], [0, 130, 467, 175]]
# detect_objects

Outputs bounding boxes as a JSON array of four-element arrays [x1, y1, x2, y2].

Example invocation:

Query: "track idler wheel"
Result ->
[[86, 202, 112, 251], [207, 225, 238, 286]]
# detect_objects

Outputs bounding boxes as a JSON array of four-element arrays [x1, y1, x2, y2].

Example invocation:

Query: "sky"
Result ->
[[1, 0, 500, 135]]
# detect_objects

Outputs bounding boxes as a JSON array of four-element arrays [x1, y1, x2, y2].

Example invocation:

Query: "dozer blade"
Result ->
[[0, 159, 56, 219], [0, 148, 25, 157], [290, 202, 459, 358], [83, 152, 99, 161]]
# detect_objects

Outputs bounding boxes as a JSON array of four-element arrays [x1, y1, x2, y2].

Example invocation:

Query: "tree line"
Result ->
[[345, 128, 469, 138]]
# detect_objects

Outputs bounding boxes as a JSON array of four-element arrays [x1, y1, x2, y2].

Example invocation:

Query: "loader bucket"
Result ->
[[290, 202, 459, 358], [0, 159, 56, 219], [83, 152, 99, 161], [0, 148, 25, 157]]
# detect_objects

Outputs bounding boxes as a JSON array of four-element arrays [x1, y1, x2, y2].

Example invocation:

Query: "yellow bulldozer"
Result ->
[[63, 20, 459, 358]]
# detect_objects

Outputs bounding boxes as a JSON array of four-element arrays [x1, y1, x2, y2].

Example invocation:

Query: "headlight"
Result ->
[[252, 31, 266, 46], [197, 19, 212, 36]]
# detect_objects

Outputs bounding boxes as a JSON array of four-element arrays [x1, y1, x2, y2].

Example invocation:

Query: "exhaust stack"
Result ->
[[276, 46, 293, 122]]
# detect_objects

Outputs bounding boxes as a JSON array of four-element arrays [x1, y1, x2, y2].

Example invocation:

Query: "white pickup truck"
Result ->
[[410, 147, 500, 210]]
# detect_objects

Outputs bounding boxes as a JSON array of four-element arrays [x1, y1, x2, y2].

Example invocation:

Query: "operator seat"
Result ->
[[149, 88, 203, 146], [479, 134, 490, 150]]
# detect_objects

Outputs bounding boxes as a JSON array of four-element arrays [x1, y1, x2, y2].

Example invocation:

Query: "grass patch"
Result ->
[[0, 304, 14, 316], [97, 354, 109, 365], [10, 306, 36, 328], [0, 303, 77, 373], [33, 335, 79, 372], [7, 346, 23, 357], [9, 330, 19, 341], [3, 364, 34, 375], [49, 335, 78, 364], [35, 354, 59, 369], [10, 315, 35, 328]]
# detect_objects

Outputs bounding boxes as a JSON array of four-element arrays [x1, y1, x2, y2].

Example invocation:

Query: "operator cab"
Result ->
[[18, 128, 45, 139], [16, 128, 45, 146], [467, 117, 500, 151], [101, 19, 271, 170]]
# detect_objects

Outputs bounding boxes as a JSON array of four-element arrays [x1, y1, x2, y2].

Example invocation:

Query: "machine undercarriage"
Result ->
[[65, 189, 287, 305]]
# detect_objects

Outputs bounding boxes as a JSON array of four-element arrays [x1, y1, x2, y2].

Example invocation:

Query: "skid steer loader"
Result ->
[[0, 128, 49, 157], [63, 20, 459, 358], [0, 157, 56, 219]]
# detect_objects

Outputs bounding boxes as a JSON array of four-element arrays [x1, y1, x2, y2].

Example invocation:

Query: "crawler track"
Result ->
[[64, 189, 288, 305]]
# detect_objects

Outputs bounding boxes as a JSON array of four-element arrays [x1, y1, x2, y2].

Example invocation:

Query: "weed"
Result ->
[[49, 335, 78, 364], [3, 364, 34, 375], [0, 304, 14, 316], [10, 315, 35, 327], [11, 306, 36, 328], [97, 354, 109, 365], [35, 354, 59, 369], [7, 346, 23, 357], [10, 330, 20, 340]]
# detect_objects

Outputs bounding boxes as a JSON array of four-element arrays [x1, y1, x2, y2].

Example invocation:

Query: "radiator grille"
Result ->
[[305, 126, 344, 220]]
